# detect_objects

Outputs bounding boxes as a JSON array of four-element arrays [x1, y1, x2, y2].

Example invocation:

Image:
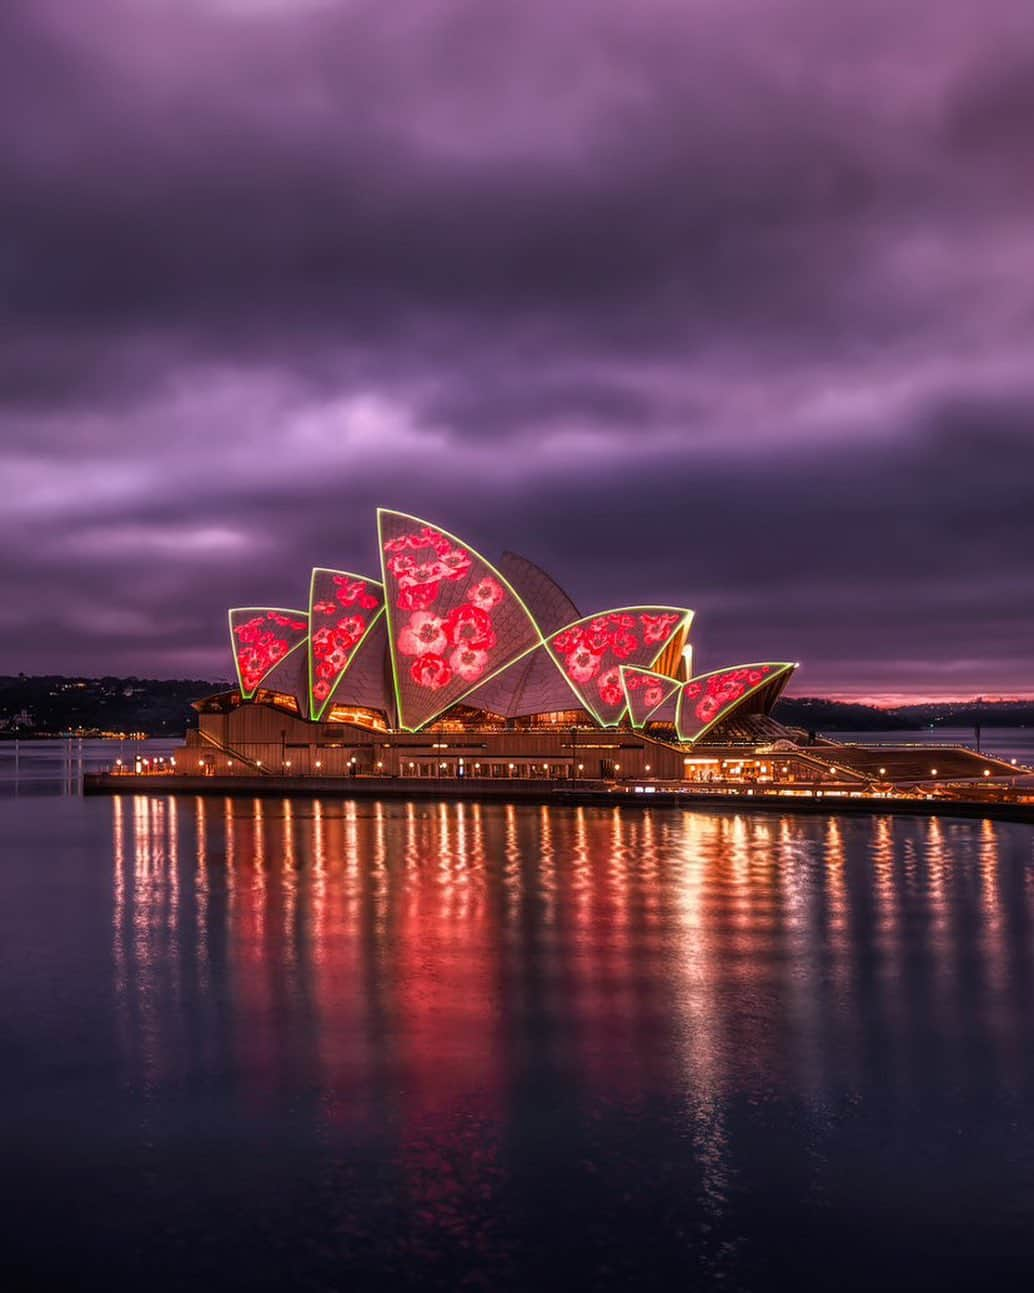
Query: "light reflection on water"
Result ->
[[4, 795, 1034, 1288]]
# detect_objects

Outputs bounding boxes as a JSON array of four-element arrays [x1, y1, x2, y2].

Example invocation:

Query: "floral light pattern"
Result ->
[[676, 663, 784, 742], [230, 609, 309, 697], [379, 512, 541, 730], [547, 609, 686, 724], [620, 666, 681, 727], [307, 570, 385, 717]]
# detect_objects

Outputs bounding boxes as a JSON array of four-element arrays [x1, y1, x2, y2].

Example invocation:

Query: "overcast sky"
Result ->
[[1, 0, 1032, 700]]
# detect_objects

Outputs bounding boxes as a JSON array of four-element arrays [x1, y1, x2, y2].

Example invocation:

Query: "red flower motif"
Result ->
[[695, 694, 721, 724], [610, 629, 639, 659], [417, 526, 452, 556], [608, 614, 636, 629], [710, 674, 744, 706], [444, 603, 496, 650], [336, 614, 365, 646], [583, 626, 612, 653], [313, 599, 337, 616], [332, 577, 380, 611], [469, 576, 505, 611], [450, 645, 489, 683], [312, 679, 332, 702], [397, 580, 439, 612], [567, 646, 602, 683], [643, 683, 664, 709], [311, 626, 336, 656], [641, 613, 680, 645], [683, 682, 701, 700], [400, 559, 446, 587], [384, 526, 452, 556], [438, 547, 473, 581], [552, 628, 584, 656], [234, 616, 265, 644], [410, 653, 452, 690], [597, 667, 623, 708], [399, 611, 448, 657]]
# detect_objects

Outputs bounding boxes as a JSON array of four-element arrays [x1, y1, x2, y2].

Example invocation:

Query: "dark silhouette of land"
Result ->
[[1, 675, 1031, 738]]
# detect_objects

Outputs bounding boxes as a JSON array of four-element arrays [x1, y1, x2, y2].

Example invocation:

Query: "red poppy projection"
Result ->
[[545, 608, 690, 725], [307, 569, 385, 719], [675, 662, 794, 742], [229, 608, 309, 699], [619, 665, 682, 727], [378, 510, 541, 730]]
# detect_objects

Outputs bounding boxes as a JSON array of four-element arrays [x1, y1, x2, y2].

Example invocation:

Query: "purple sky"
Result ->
[[2, 0, 1032, 701]]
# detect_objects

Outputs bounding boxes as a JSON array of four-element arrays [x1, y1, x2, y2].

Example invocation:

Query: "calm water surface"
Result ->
[[2, 750, 1034, 1290]]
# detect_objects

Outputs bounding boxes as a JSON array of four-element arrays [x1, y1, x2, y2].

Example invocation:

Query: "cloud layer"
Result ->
[[2, 0, 1032, 698]]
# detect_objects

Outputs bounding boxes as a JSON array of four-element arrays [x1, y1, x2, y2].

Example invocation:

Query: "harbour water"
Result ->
[[2, 746, 1034, 1289]]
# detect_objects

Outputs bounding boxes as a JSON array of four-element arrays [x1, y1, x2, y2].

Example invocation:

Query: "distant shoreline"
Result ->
[[1, 675, 1032, 739]]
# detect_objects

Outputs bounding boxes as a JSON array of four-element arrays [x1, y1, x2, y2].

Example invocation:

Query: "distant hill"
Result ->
[[0, 675, 1030, 738], [0, 675, 225, 737], [775, 696, 1034, 732]]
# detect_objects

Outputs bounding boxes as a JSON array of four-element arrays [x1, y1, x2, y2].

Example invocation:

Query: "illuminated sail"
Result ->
[[619, 665, 683, 728], [676, 662, 795, 743], [228, 608, 308, 699], [307, 568, 385, 719], [544, 608, 693, 726], [378, 510, 542, 730]]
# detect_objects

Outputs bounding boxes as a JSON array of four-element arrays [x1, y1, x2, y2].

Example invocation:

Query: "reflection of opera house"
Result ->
[[178, 510, 1020, 793]]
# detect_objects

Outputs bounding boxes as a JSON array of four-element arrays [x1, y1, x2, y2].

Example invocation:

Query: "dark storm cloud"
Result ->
[[0, 0, 1032, 696]]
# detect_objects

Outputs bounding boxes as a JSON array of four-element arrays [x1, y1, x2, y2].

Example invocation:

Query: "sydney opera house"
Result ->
[[137, 510, 1020, 794], [173, 508, 822, 785]]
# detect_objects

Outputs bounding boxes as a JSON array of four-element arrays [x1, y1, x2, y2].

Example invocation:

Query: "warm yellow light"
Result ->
[[983, 769, 990, 776]]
